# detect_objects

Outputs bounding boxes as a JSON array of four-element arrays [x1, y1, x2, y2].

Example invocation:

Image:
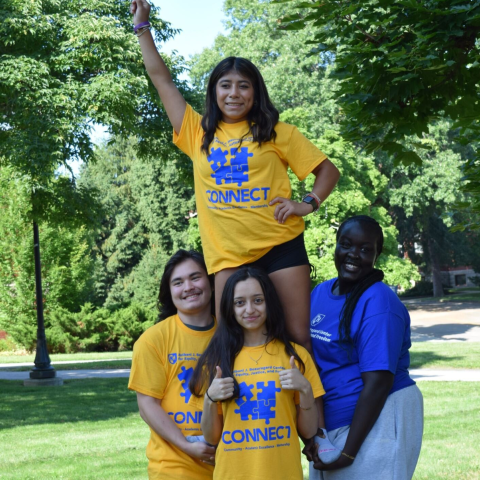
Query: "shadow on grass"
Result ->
[[405, 301, 480, 312], [0, 378, 138, 430], [411, 323, 478, 341], [409, 349, 463, 369]]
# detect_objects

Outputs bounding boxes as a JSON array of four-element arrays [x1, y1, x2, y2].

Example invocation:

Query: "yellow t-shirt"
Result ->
[[173, 105, 327, 273], [192, 340, 325, 480], [128, 315, 216, 480]]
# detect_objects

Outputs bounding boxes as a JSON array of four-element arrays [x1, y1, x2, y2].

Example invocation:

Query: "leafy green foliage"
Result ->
[[45, 303, 156, 354], [0, 167, 98, 348], [80, 137, 196, 309], [277, 0, 480, 223], [0, 0, 183, 222], [382, 121, 480, 295]]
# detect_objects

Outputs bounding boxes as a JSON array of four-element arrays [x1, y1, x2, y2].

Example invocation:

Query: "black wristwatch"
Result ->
[[302, 194, 318, 212]]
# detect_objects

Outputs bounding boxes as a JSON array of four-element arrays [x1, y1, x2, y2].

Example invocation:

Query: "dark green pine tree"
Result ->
[[80, 137, 196, 309]]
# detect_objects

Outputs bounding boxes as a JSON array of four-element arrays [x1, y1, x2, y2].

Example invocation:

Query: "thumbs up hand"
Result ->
[[279, 356, 311, 395], [290, 356, 298, 369], [205, 366, 235, 403]]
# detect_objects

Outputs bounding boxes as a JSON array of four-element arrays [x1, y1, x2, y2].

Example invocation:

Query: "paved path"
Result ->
[[1, 368, 480, 382], [405, 300, 480, 342]]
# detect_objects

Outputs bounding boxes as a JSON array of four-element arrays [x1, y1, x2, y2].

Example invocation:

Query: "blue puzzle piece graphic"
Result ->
[[229, 147, 251, 186], [234, 399, 259, 421], [207, 147, 228, 172], [235, 382, 255, 407], [256, 399, 276, 425], [178, 366, 194, 404], [229, 165, 248, 187], [211, 165, 233, 185], [230, 147, 252, 167], [256, 381, 281, 402]]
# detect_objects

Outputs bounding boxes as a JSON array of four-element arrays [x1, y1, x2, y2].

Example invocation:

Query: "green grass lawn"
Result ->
[[440, 293, 480, 303], [409, 342, 480, 369], [0, 379, 478, 479]]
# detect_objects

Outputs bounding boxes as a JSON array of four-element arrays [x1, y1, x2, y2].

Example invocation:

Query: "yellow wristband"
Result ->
[[341, 451, 355, 461]]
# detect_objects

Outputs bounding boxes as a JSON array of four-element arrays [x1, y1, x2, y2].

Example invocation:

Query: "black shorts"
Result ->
[[247, 233, 309, 274]]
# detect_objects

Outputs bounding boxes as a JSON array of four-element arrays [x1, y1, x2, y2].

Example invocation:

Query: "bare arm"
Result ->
[[279, 356, 318, 439], [295, 385, 318, 439], [136, 392, 216, 464], [312, 371, 394, 471], [200, 366, 234, 445], [131, 0, 186, 133], [270, 158, 341, 224], [311, 159, 341, 207], [201, 393, 224, 446]]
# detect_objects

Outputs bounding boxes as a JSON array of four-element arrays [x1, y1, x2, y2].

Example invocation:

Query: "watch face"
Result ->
[[303, 196, 317, 211]]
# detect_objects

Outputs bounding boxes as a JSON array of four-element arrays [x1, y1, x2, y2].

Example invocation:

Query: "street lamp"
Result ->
[[24, 222, 63, 387]]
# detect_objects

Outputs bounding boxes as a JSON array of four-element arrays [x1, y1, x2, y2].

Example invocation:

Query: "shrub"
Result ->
[[0, 335, 18, 353], [470, 276, 480, 287], [44, 303, 156, 353], [401, 281, 434, 297]]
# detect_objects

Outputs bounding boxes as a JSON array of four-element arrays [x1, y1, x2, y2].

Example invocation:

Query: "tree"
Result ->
[[0, 167, 96, 349], [0, 0, 182, 363], [189, 0, 419, 288], [79, 137, 196, 309], [384, 121, 480, 296], [277, 0, 480, 225]]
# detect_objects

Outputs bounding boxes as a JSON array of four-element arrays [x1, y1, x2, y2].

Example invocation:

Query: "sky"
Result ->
[[155, 0, 227, 59], [90, 0, 227, 146]]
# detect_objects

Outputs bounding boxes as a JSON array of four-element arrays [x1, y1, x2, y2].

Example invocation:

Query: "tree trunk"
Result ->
[[428, 237, 444, 298]]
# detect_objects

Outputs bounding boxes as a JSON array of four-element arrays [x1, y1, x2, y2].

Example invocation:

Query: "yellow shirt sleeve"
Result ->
[[173, 103, 203, 160], [294, 345, 325, 403], [283, 125, 328, 181], [128, 335, 168, 399]]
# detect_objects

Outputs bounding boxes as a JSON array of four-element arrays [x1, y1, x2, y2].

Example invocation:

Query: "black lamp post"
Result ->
[[26, 222, 61, 385]]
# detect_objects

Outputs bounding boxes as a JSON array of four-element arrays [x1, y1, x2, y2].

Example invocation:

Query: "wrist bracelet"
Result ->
[[205, 389, 216, 403], [299, 403, 313, 410], [136, 27, 150, 38], [134, 21, 151, 33], [309, 191, 322, 206], [341, 451, 355, 460]]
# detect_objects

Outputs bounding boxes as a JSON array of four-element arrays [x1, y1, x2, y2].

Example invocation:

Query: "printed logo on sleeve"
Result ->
[[168, 353, 177, 364]]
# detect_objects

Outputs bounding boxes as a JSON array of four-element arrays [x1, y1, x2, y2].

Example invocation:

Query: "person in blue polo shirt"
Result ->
[[306, 215, 423, 480]]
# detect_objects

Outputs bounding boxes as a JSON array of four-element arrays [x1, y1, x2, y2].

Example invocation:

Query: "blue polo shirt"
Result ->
[[310, 279, 415, 431]]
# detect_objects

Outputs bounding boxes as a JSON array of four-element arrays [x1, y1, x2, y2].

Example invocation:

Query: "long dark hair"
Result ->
[[157, 249, 214, 322], [189, 267, 304, 398], [200, 57, 279, 153], [336, 216, 385, 346]]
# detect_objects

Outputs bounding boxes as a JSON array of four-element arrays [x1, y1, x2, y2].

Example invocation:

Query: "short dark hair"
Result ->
[[337, 215, 384, 257], [189, 266, 304, 398], [157, 249, 214, 322], [201, 56, 279, 153]]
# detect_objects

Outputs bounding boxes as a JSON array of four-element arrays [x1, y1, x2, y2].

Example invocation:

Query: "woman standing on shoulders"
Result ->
[[130, 0, 340, 353], [306, 215, 423, 480]]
